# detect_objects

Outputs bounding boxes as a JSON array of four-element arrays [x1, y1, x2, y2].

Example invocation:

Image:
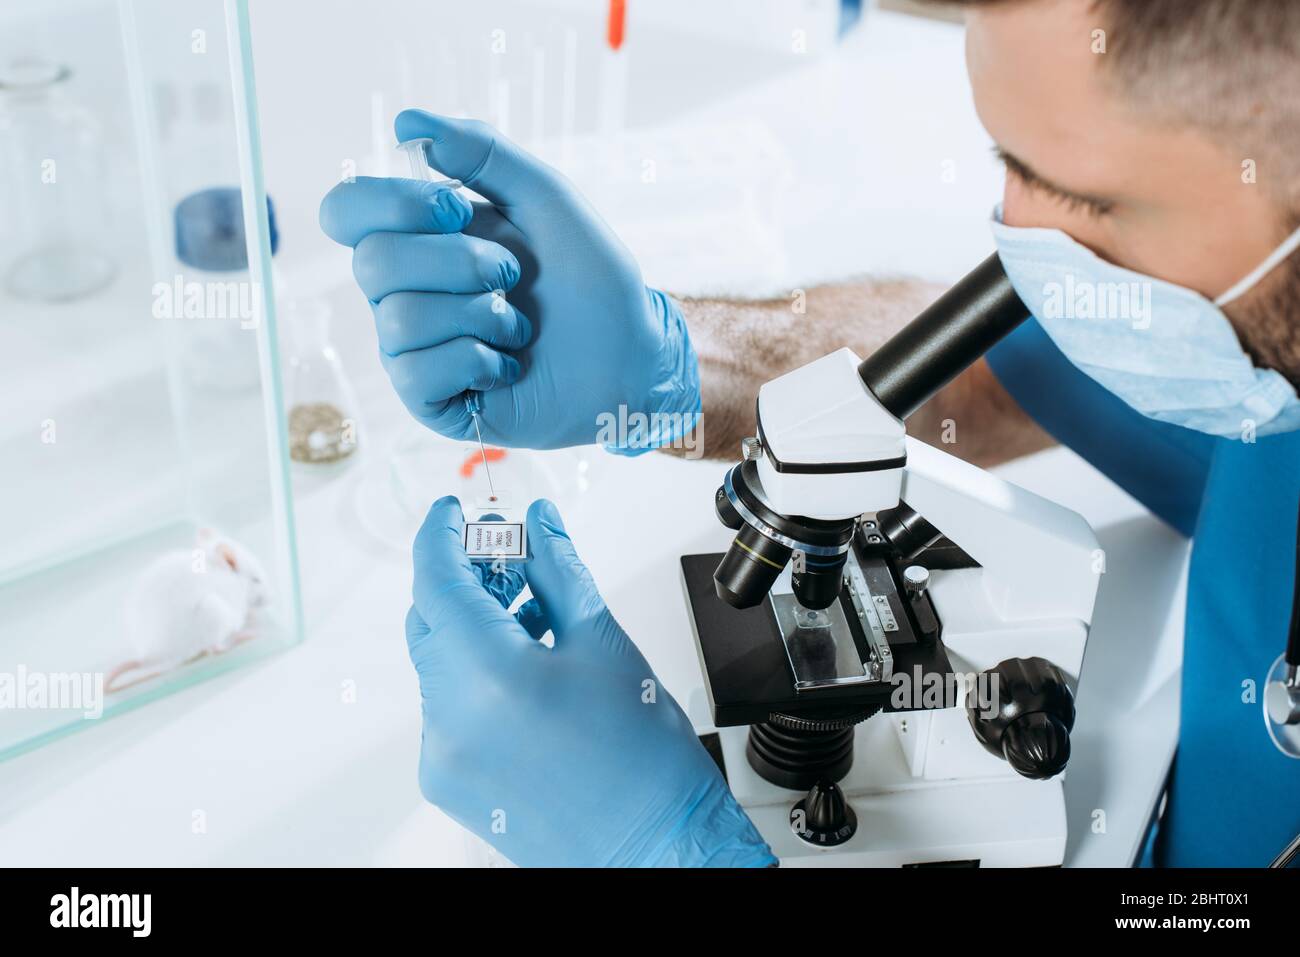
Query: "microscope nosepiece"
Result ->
[[712, 462, 857, 610]]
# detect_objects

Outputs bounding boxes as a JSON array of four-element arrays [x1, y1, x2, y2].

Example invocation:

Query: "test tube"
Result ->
[[394, 136, 461, 190]]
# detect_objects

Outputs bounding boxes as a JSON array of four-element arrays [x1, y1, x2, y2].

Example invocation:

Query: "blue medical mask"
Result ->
[[991, 207, 1300, 438]]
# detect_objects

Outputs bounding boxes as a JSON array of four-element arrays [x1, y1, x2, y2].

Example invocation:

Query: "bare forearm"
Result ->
[[672, 278, 1054, 469]]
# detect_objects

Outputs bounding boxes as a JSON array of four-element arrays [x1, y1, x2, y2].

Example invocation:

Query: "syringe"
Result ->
[[395, 137, 498, 503]]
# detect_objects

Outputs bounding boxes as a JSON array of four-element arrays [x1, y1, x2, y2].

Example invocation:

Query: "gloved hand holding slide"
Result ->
[[404, 495, 776, 868]]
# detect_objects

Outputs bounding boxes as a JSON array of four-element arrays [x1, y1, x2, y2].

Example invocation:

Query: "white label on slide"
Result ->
[[463, 521, 527, 560]]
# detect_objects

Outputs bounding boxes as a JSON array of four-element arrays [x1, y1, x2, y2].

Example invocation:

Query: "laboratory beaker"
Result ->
[[0, 58, 116, 301], [282, 296, 362, 465]]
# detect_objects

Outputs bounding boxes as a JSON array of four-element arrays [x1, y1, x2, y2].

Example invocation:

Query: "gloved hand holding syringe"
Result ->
[[394, 136, 501, 506]]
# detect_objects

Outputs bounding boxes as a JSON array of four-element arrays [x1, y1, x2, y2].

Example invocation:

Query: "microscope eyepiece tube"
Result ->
[[857, 253, 1030, 420]]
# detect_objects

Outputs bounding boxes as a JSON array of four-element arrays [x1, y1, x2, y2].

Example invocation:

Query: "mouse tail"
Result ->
[[105, 659, 163, 694], [106, 631, 258, 694]]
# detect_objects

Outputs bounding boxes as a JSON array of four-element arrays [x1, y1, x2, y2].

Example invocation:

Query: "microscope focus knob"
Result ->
[[968, 657, 1075, 780], [790, 779, 857, 847], [1000, 712, 1072, 779]]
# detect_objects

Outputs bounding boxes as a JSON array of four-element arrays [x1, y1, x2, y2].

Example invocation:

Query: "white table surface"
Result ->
[[0, 369, 1186, 867]]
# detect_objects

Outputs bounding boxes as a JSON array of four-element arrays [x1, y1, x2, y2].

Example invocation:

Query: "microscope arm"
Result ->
[[900, 438, 1100, 627]]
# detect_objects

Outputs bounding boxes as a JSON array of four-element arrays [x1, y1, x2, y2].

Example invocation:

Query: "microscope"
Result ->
[[680, 255, 1101, 867]]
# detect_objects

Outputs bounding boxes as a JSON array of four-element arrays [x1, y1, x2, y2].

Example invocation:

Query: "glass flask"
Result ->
[[0, 58, 116, 301], [282, 297, 362, 466]]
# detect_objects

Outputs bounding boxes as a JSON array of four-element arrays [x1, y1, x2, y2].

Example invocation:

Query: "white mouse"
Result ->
[[108, 528, 270, 693]]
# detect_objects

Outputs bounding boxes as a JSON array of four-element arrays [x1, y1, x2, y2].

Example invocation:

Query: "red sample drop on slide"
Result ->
[[607, 0, 626, 51], [460, 447, 508, 479]]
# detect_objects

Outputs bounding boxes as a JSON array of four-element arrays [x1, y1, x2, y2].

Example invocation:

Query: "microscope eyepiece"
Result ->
[[856, 253, 1029, 420]]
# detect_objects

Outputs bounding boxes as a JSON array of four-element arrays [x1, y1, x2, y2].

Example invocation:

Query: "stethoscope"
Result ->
[[1264, 497, 1300, 866]]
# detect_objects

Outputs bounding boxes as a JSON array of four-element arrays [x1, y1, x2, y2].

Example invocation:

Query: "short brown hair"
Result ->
[[940, 0, 1300, 207]]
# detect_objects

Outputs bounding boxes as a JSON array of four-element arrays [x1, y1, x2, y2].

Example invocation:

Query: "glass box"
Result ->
[[0, 0, 301, 759]]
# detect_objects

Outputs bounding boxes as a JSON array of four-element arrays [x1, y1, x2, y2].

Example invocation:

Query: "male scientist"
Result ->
[[321, 0, 1300, 867]]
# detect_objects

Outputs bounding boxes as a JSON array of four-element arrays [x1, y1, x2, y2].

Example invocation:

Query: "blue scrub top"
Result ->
[[987, 318, 1300, 867]]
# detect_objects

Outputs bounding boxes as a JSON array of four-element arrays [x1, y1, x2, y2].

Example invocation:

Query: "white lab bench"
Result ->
[[0, 6, 1186, 867], [0, 381, 1186, 868]]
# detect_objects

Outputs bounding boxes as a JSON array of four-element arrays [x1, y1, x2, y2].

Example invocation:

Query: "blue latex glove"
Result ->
[[319, 110, 700, 454], [406, 496, 776, 868]]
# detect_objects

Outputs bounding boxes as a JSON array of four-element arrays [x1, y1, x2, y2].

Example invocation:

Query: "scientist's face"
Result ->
[[965, 0, 1299, 380]]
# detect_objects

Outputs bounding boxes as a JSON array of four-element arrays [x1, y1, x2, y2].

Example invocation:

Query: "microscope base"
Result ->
[[706, 719, 1066, 867]]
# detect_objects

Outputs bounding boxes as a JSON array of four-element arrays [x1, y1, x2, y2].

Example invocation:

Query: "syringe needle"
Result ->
[[464, 392, 497, 502], [470, 411, 497, 501]]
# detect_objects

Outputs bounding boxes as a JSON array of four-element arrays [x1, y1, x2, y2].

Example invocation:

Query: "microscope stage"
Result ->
[[680, 551, 954, 727]]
